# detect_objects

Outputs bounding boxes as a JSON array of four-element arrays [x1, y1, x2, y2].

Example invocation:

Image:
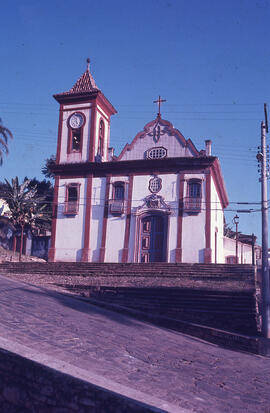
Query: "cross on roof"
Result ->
[[153, 95, 166, 117]]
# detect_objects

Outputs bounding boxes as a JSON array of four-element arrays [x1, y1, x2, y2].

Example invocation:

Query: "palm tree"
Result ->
[[0, 119, 13, 165], [2, 177, 51, 261]]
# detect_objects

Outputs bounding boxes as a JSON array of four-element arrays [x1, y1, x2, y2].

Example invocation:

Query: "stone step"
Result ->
[[93, 295, 255, 310], [0, 262, 255, 271]]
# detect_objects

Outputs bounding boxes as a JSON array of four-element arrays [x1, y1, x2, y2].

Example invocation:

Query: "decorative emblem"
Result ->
[[148, 120, 165, 143], [69, 113, 84, 129], [149, 176, 162, 194], [138, 194, 170, 212]]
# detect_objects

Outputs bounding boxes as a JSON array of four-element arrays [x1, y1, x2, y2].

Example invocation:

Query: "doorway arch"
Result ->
[[138, 212, 168, 262]]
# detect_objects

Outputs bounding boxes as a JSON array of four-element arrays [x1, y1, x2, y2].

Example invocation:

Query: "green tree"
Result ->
[[0, 119, 13, 165], [42, 155, 56, 179], [2, 177, 51, 261]]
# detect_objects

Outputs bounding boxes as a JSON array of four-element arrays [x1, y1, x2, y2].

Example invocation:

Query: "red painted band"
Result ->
[[99, 175, 111, 262], [48, 176, 60, 262], [81, 174, 93, 262], [175, 173, 184, 262], [122, 175, 134, 263], [56, 105, 63, 164]]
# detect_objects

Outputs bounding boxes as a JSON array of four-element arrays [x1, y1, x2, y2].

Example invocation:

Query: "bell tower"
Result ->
[[53, 58, 117, 165], [48, 60, 117, 263]]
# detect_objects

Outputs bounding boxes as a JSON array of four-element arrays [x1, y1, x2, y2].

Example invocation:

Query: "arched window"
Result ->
[[184, 179, 202, 213], [109, 182, 125, 215], [67, 112, 85, 153], [188, 180, 201, 198], [113, 182, 125, 200], [98, 119, 105, 157], [64, 183, 80, 215]]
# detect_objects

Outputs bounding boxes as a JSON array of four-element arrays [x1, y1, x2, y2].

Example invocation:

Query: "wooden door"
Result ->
[[140, 215, 166, 262]]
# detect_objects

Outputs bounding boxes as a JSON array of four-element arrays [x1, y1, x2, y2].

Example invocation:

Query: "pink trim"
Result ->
[[99, 175, 111, 262], [96, 106, 109, 120], [96, 107, 111, 161], [175, 173, 184, 262], [56, 105, 63, 164], [98, 118, 105, 157], [48, 176, 60, 262], [186, 138, 199, 156], [54, 90, 117, 116], [134, 211, 169, 263], [81, 174, 93, 262], [52, 158, 215, 178], [96, 92, 117, 117], [63, 183, 81, 215], [62, 105, 92, 112], [211, 159, 229, 209], [122, 175, 134, 263], [67, 112, 86, 154], [89, 103, 97, 162], [204, 171, 212, 263], [117, 116, 199, 161]]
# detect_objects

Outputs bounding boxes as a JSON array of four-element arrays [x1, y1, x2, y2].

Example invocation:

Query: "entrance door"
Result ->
[[140, 215, 166, 262]]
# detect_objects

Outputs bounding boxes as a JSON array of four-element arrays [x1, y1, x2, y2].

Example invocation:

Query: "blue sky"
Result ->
[[1, 0, 270, 241]]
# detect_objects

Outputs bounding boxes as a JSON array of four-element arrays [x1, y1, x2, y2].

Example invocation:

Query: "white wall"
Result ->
[[210, 177, 225, 263], [181, 174, 206, 263], [59, 103, 92, 164], [54, 177, 86, 261], [223, 237, 253, 264], [96, 105, 110, 161], [104, 176, 129, 262], [90, 177, 106, 262], [129, 173, 178, 262], [120, 123, 194, 161]]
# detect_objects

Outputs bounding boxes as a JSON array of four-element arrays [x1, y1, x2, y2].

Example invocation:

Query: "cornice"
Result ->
[[52, 156, 217, 177]]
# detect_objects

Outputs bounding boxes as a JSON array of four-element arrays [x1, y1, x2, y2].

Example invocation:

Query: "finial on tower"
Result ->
[[86, 57, 90, 70]]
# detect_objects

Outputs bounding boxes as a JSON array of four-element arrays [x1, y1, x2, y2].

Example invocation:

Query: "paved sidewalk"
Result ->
[[0, 274, 269, 412]]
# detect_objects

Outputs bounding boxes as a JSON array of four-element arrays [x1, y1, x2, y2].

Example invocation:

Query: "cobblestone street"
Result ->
[[0, 274, 269, 412]]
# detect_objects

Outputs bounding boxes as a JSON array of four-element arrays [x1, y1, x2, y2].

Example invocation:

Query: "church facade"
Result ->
[[48, 62, 253, 264]]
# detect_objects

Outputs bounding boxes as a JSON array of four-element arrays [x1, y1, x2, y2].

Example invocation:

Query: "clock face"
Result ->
[[69, 113, 84, 129]]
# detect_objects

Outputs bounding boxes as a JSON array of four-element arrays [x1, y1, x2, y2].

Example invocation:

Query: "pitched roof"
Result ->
[[68, 66, 99, 94], [56, 60, 100, 96]]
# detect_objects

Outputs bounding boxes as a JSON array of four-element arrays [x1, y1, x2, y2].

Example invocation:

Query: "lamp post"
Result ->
[[233, 215, 239, 264]]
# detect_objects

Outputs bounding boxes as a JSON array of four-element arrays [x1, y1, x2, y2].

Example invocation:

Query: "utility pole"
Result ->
[[257, 103, 270, 338]]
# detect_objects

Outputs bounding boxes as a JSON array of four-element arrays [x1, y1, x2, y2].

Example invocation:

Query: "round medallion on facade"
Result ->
[[69, 113, 84, 129], [149, 176, 162, 194]]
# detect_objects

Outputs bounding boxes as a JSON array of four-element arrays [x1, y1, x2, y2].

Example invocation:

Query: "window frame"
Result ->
[[98, 119, 105, 157], [112, 181, 125, 201], [188, 179, 202, 198], [64, 183, 80, 215], [109, 181, 126, 216], [67, 112, 86, 154], [183, 179, 202, 214], [146, 146, 167, 160]]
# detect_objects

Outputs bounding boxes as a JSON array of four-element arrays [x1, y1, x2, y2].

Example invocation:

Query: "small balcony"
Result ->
[[108, 199, 126, 216], [64, 200, 79, 215], [183, 197, 202, 214]]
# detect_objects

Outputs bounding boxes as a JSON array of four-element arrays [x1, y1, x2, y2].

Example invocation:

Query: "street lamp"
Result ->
[[233, 215, 239, 264]]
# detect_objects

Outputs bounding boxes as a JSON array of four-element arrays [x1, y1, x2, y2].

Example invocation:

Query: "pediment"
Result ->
[[118, 116, 199, 161]]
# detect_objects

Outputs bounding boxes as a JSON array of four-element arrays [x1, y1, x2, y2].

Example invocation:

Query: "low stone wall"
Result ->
[[0, 338, 175, 413]]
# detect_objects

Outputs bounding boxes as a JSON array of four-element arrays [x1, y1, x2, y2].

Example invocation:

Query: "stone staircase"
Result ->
[[0, 262, 260, 336]]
